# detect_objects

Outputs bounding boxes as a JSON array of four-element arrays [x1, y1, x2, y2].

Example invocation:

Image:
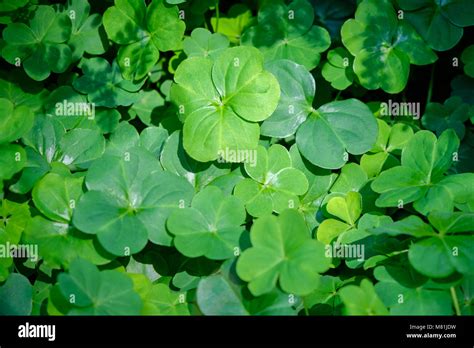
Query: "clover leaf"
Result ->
[[160, 131, 231, 190], [0, 273, 32, 315], [236, 209, 331, 296], [297, 99, 378, 169], [289, 145, 337, 232], [370, 212, 474, 278], [321, 47, 355, 90], [241, 0, 330, 70], [234, 144, 309, 217], [0, 144, 26, 190], [360, 120, 413, 178], [59, 0, 108, 61], [2, 5, 72, 81], [183, 28, 229, 59], [0, 98, 34, 144], [73, 58, 145, 107], [397, 0, 474, 51], [317, 191, 362, 244], [103, 0, 185, 80], [197, 259, 298, 315], [131, 275, 189, 315], [372, 129, 474, 214], [259, 60, 377, 169], [374, 263, 453, 315], [461, 45, 474, 78], [211, 4, 256, 44], [73, 147, 194, 254], [170, 46, 280, 162], [342, 0, 437, 93], [260, 60, 315, 138], [0, 75, 46, 113], [338, 279, 389, 315], [57, 258, 142, 315], [0, 200, 30, 281], [26, 172, 112, 269], [167, 186, 246, 260], [422, 97, 472, 139]]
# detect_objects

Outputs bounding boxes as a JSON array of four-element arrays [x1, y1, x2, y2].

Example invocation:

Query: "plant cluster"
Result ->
[[0, 0, 473, 316]]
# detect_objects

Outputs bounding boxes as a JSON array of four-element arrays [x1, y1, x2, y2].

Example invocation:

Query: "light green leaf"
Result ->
[[58, 258, 142, 315], [167, 186, 246, 260], [170, 46, 280, 162], [236, 209, 331, 296]]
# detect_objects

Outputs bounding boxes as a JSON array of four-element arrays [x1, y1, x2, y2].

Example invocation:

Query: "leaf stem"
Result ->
[[215, 0, 220, 33], [334, 90, 342, 101], [425, 63, 435, 110], [450, 286, 461, 316], [304, 304, 310, 316]]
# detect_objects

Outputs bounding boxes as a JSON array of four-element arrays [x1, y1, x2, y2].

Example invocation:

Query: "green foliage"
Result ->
[[242, 0, 330, 70], [234, 144, 309, 217], [342, 0, 436, 93], [103, 0, 185, 80], [0, 0, 472, 318], [237, 210, 330, 296], [397, 0, 474, 51], [170, 46, 280, 162]]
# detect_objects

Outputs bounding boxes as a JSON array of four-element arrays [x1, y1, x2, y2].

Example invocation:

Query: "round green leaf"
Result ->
[[296, 99, 378, 169]]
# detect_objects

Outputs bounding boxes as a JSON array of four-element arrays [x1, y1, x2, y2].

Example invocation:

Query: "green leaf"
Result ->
[[24, 216, 111, 269], [103, 0, 185, 80], [261, 60, 315, 138], [0, 98, 34, 144], [73, 57, 145, 107], [0, 200, 30, 281], [321, 47, 355, 90], [339, 279, 389, 315], [316, 192, 362, 244], [0, 273, 33, 315], [73, 147, 194, 253], [32, 172, 83, 223], [296, 99, 378, 169], [409, 235, 474, 278], [397, 0, 474, 51], [422, 97, 471, 139], [461, 45, 474, 78], [60, 0, 108, 61], [58, 128, 105, 167], [370, 215, 435, 238], [0, 144, 26, 184], [372, 129, 467, 215], [370, 213, 474, 278], [141, 283, 189, 315], [197, 260, 249, 315], [374, 264, 452, 315], [360, 120, 412, 178], [58, 258, 142, 315], [236, 209, 331, 296], [170, 46, 280, 162], [2, 5, 72, 81], [183, 28, 229, 59], [210, 4, 255, 44], [167, 186, 246, 260], [234, 145, 309, 217], [160, 131, 231, 190], [342, 0, 436, 93], [242, 0, 331, 70]]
